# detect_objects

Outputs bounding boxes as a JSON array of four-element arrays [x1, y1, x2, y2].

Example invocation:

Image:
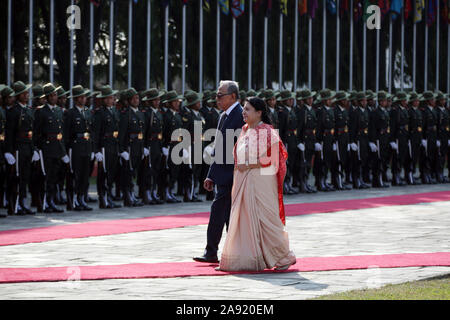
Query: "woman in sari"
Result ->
[[217, 97, 296, 272]]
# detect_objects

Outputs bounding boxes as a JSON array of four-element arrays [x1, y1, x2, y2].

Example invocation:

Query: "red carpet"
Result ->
[[1, 190, 450, 247], [0, 252, 448, 284]]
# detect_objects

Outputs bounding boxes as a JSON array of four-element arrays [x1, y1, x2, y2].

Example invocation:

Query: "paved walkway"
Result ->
[[0, 183, 449, 299]]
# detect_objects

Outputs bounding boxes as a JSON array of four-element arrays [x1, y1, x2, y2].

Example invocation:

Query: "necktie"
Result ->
[[218, 113, 228, 130]]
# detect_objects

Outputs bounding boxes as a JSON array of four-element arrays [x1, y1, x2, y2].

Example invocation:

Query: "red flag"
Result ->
[[299, 0, 308, 15], [379, 0, 390, 16], [353, 0, 363, 21], [404, 0, 412, 19], [339, 0, 349, 17]]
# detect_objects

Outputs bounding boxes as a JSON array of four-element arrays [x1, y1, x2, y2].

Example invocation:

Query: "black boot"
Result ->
[[74, 194, 85, 211], [66, 191, 74, 211], [48, 194, 64, 213], [142, 190, 154, 205], [151, 189, 164, 204], [80, 195, 93, 211], [169, 191, 181, 203], [99, 193, 109, 209], [124, 191, 134, 207], [19, 197, 36, 215], [130, 191, 144, 207]]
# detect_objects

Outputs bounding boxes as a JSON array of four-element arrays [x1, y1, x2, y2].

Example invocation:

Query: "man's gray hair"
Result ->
[[219, 80, 239, 100]]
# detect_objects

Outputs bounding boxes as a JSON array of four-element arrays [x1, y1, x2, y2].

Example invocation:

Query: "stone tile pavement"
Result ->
[[0, 183, 449, 299]]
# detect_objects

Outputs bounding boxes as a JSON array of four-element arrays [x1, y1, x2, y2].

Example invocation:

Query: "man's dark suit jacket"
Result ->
[[207, 103, 245, 187]]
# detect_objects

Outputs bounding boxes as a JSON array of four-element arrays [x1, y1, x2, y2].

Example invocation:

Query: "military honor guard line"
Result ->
[[0, 80, 449, 218]]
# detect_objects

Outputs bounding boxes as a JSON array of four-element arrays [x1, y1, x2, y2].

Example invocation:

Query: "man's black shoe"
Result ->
[[193, 255, 219, 263]]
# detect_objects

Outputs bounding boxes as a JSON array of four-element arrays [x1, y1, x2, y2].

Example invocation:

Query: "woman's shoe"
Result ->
[[274, 259, 296, 271]]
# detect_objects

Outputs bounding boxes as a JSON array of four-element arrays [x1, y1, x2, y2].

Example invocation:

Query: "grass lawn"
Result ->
[[312, 273, 450, 300]]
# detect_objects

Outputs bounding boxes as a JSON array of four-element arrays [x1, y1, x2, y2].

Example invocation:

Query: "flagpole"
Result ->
[[199, 0, 203, 92], [279, 12, 283, 89], [146, 0, 151, 89], [322, 0, 326, 89], [349, 0, 353, 91], [109, 0, 114, 87], [424, 11, 428, 91], [401, 5, 404, 90], [248, 0, 253, 89], [436, 0, 440, 91], [336, 0, 340, 91], [70, 0, 74, 108], [7, 0, 11, 85], [294, 0, 299, 91], [164, 3, 169, 90], [363, 14, 366, 91], [264, 16, 268, 88], [216, 3, 220, 88], [50, 0, 54, 83], [447, 24, 449, 102], [182, 3, 186, 94], [128, 0, 132, 88], [413, 21, 416, 91], [232, 17, 236, 81], [29, 0, 33, 89], [388, 13, 393, 93], [376, 27, 380, 93], [89, 1, 93, 94], [308, 15, 312, 89]]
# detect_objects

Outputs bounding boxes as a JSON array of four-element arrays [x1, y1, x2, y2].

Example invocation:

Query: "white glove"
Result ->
[[143, 148, 150, 157], [95, 152, 103, 162], [204, 145, 213, 156], [297, 143, 305, 151], [31, 151, 40, 162], [314, 143, 322, 151], [162, 147, 169, 157], [437, 140, 441, 147], [448, 139, 450, 146], [182, 148, 189, 159], [421, 140, 427, 148], [332, 143, 337, 151], [347, 144, 351, 151], [369, 142, 378, 153], [350, 143, 358, 151], [390, 142, 398, 150], [61, 155, 70, 164], [4, 152, 16, 165], [120, 151, 130, 161], [91, 152, 95, 161]]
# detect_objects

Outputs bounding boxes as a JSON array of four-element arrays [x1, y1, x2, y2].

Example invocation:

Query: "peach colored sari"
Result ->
[[219, 123, 296, 271]]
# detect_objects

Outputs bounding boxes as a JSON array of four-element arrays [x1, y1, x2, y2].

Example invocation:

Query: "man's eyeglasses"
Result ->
[[216, 93, 231, 99]]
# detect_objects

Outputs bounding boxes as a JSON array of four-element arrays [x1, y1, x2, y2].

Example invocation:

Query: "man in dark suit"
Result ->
[[194, 80, 245, 263]]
